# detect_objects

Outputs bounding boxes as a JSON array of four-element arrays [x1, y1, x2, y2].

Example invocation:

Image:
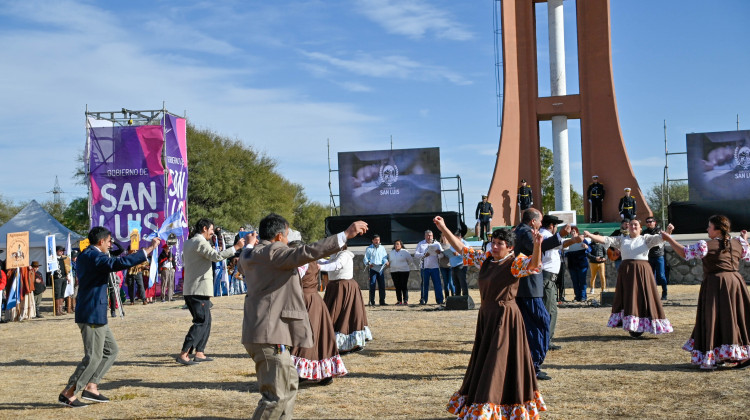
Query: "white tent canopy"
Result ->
[[0, 200, 83, 270]]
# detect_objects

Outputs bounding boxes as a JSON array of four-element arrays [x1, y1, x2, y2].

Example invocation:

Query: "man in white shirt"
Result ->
[[540, 215, 583, 351], [414, 230, 444, 305]]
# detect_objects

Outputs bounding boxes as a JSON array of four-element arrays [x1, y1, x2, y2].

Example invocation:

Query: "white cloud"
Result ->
[[0, 1, 384, 205], [141, 18, 241, 56], [355, 0, 473, 41], [301, 50, 472, 85], [336, 81, 373, 92]]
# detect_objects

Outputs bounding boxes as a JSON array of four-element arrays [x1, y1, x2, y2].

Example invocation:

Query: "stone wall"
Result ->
[[348, 244, 750, 291]]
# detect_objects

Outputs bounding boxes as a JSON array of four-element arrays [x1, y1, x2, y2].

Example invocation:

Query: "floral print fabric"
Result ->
[[447, 391, 546, 420], [291, 353, 348, 379], [461, 248, 538, 278], [336, 326, 373, 352], [683, 237, 750, 261], [682, 338, 750, 370], [607, 311, 673, 334]]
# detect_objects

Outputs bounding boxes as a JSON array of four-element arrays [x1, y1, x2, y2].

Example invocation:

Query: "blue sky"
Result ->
[[0, 0, 748, 219]]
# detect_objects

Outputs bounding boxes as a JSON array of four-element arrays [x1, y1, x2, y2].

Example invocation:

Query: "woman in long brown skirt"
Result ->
[[435, 217, 546, 420], [287, 242, 347, 384], [585, 220, 675, 337], [662, 215, 750, 369], [319, 247, 372, 352]]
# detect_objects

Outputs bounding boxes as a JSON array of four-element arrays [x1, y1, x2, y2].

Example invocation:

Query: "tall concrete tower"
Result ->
[[487, 0, 650, 225]]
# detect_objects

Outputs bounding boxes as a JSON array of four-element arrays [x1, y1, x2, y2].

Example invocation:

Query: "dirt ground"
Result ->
[[2, 284, 750, 419]]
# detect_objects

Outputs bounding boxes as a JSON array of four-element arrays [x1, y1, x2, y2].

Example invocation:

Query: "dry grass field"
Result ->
[[2, 284, 750, 419]]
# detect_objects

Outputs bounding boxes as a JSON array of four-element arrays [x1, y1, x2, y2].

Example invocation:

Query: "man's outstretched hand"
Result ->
[[345, 221, 369, 239]]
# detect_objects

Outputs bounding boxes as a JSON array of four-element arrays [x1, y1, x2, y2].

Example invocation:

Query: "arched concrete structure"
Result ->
[[487, 0, 651, 225]]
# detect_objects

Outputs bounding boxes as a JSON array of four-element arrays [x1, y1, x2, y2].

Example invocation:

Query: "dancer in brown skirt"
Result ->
[[661, 215, 750, 369], [584, 219, 675, 337], [434, 216, 547, 420], [319, 246, 372, 352], [287, 241, 347, 384]]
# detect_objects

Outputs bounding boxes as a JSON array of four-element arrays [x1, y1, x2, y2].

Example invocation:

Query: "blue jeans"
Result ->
[[420, 268, 444, 304], [440, 267, 455, 297], [649, 255, 667, 295], [368, 269, 386, 305], [516, 297, 550, 372], [568, 266, 589, 301]]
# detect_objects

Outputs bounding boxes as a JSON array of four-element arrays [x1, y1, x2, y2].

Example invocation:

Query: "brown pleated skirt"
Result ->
[[291, 290, 347, 379], [323, 279, 372, 351], [607, 259, 673, 334]]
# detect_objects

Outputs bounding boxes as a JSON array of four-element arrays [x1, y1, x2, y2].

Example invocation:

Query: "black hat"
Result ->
[[521, 179, 527, 183], [56, 245, 65, 252], [541, 214, 564, 226]]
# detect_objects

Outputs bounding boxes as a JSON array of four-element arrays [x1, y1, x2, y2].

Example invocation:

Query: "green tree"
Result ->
[[290, 182, 331, 243], [645, 181, 689, 225], [186, 125, 327, 240], [41, 200, 66, 222], [62, 197, 90, 235], [0, 194, 24, 225], [539, 147, 584, 215]]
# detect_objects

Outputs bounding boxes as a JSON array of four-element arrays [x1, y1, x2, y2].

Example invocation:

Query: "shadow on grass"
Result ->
[[101, 378, 257, 393], [365, 347, 471, 355], [544, 362, 699, 372], [146, 417, 242, 420], [553, 334, 658, 343], [345, 371, 464, 381], [0, 402, 61, 411], [0, 359, 79, 367], [0, 357, 194, 369], [142, 352, 250, 360]]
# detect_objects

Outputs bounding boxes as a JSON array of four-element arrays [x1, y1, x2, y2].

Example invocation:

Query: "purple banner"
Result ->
[[89, 125, 166, 249], [164, 115, 189, 288]]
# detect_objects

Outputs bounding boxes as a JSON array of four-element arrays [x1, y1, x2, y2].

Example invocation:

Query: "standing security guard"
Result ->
[[475, 195, 494, 241], [587, 175, 606, 223], [517, 179, 533, 212], [618, 187, 637, 220]]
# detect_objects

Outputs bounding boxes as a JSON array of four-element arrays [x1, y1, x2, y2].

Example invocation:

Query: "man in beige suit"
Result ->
[[176, 218, 246, 365], [240, 213, 367, 420]]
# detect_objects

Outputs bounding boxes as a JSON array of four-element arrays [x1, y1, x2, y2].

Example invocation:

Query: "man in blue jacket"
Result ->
[[58, 226, 159, 408]]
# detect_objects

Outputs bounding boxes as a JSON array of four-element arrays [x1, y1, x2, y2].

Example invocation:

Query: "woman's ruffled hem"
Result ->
[[336, 326, 373, 351], [291, 354, 348, 379], [682, 338, 750, 369], [446, 391, 546, 420], [607, 311, 673, 334]]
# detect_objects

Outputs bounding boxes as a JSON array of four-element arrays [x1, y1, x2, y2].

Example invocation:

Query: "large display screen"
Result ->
[[686, 130, 750, 201], [338, 148, 442, 215]]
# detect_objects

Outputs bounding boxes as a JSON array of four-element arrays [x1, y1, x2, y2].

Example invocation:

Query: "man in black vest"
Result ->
[[513, 208, 571, 381]]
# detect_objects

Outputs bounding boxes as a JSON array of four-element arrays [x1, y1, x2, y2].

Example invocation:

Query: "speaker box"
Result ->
[[600, 291, 615, 306], [445, 295, 475, 310]]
